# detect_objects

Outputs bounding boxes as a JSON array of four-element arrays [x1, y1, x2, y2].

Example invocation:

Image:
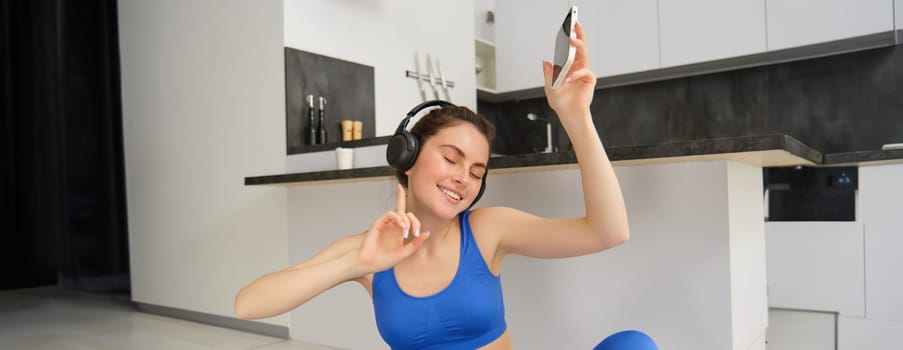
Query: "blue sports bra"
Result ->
[[372, 210, 507, 349]]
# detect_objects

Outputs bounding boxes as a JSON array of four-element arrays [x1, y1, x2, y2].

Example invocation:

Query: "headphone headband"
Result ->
[[395, 100, 455, 135]]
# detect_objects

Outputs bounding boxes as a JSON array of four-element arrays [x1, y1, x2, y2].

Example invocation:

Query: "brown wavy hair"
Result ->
[[394, 105, 496, 188]]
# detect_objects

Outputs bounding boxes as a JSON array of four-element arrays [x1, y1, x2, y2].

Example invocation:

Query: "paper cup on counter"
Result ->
[[336, 147, 354, 170], [352, 121, 363, 140], [341, 120, 354, 141]]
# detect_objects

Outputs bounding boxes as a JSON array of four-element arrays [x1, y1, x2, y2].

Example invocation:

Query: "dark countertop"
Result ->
[[248, 134, 831, 186], [823, 148, 903, 165], [245, 166, 394, 186]]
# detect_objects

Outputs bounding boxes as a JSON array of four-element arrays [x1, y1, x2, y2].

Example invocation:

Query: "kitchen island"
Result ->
[[246, 134, 822, 350]]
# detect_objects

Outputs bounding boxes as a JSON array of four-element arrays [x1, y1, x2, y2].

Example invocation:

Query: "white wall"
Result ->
[[474, 0, 495, 42], [288, 181, 397, 349], [283, 0, 477, 137], [765, 222, 865, 317], [288, 160, 767, 349], [285, 145, 389, 173], [119, 0, 289, 326]]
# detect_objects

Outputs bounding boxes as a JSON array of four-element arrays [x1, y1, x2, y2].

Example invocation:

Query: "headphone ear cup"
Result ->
[[386, 131, 420, 171], [387, 100, 453, 172]]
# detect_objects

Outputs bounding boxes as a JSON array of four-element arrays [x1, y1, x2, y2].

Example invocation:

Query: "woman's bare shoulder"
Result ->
[[468, 207, 521, 237], [469, 206, 523, 224]]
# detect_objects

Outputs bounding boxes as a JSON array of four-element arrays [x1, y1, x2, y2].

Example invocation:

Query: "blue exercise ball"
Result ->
[[593, 330, 658, 350]]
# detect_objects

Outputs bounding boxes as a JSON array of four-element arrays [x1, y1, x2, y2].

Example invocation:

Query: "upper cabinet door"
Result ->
[[494, 0, 660, 93], [581, 0, 660, 78], [897, 0, 903, 32], [766, 0, 895, 51], [658, 0, 767, 68], [494, 0, 569, 92]]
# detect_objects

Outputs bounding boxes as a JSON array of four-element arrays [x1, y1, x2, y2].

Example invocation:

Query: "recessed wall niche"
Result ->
[[285, 47, 375, 154]]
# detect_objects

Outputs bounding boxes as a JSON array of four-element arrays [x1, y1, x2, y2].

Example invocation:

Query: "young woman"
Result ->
[[235, 23, 650, 349]]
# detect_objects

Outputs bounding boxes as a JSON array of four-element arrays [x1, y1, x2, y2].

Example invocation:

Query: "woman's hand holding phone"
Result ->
[[543, 21, 596, 125]]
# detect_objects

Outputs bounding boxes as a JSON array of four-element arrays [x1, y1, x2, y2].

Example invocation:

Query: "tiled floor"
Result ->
[[2, 286, 833, 349], [0, 287, 340, 350]]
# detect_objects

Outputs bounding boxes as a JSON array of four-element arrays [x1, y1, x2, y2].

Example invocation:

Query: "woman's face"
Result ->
[[405, 122, 490, 218]]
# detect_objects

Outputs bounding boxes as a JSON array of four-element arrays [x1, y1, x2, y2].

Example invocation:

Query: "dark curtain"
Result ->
[[0, 0, 129, 293]]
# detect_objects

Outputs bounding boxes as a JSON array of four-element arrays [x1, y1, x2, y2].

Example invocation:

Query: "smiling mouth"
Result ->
[[437, 185, 462, 201]]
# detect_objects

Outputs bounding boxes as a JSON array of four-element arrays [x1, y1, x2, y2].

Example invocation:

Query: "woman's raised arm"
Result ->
[[492, 21, 629, 259]]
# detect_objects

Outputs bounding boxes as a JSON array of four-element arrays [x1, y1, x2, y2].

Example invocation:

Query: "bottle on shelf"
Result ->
[[318, 97, 328, 144], [307, 94, 317, 145]]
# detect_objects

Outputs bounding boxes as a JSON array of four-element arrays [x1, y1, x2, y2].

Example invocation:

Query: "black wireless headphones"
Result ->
[[386, 100, 487, 209]]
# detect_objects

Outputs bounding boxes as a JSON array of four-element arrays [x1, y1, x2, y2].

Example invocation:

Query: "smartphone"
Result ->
[[551, 6, 578, 89]]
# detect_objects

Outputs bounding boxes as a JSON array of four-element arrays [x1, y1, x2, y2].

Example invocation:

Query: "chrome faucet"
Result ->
[[527, 113, 553, 153]]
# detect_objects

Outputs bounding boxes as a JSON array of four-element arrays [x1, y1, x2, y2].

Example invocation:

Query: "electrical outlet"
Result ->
[[828, 171, 855, 188]]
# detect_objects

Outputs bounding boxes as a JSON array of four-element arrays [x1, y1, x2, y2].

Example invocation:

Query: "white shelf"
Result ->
[[475, 37, 495, 57], [474, 38, 496, 90]]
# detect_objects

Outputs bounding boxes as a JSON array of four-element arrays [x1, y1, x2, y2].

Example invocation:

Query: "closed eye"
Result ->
[[444, 157, 456, 164], [471, 167, 486, 180]]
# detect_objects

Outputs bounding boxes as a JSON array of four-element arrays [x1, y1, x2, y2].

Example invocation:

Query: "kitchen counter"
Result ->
[[823, 148, 903, 165], [246, 134, 821, 186]]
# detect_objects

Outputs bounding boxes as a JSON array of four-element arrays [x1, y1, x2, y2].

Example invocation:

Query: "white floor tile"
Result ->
[[253, 340, 346, 350], [0, 287, 336, 350]]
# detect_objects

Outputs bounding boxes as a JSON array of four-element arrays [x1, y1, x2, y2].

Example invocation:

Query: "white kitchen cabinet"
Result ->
[[765, 222, 865, 317], [767, 309, 837, 350], [838, 316, 903, 350], [475, 38, 496, 90], [579, 0, 659, 78], [494, 0, 659, 93], [658, 0, 767, 68], [859, 163, 903, 322], [766, 0, 895, 51], [494, 0, 557, 92]]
